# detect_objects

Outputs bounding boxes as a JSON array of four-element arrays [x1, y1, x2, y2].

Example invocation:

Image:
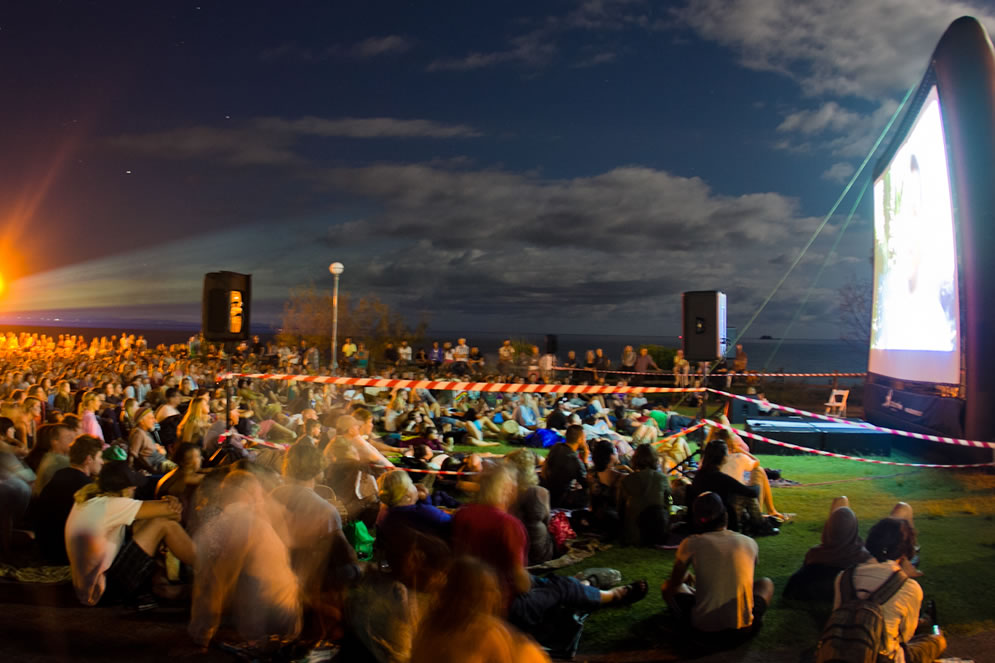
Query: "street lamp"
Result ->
[[329, 262, 344, 373]]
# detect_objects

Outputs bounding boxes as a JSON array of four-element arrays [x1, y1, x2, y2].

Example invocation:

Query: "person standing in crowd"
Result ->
[[398, 340, 413, 369], [673, 349, 691, 387], [498, 339, 516, 376], [341, 337, 357, 370], [453, 338, 471, 376], [621, 345, 637, 372], [634, 347, 660, 373]]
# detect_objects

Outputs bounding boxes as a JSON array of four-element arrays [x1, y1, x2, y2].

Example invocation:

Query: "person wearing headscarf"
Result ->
[[783, 497, 870, 601]]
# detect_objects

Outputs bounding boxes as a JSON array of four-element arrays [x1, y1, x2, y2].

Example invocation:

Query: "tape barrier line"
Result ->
[[551, 366, 866, 378], [217, 373, 704, 395], [217, 432, 482, 476], [704, 419, 994, 468], [707, 389, 995, 450], [216, 372, 993, 452], [653, 422, 707, 446]]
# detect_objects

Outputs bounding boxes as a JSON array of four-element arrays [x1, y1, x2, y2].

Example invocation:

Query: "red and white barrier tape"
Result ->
[[551, 366, 866, 378], [215, 372, 995, 453], [654, 422, 708, 446], [707, 389, 995, 450], [217, 372, 704, 395], [704, 419, 994, 468]]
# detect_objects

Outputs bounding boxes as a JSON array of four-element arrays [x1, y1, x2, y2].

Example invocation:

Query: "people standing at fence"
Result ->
[[498, 339, 516, 376], [673, 349, 691, 387]]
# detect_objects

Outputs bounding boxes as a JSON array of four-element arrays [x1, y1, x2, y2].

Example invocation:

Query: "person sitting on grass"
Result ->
[[271, 441, 355, 628], [34, 434, 104, 564], [377, 469, 452, 543], [66, 460, 195, 607], [512, 394, 542, 433], [155, 443, 204, 519], [661, 492, 774, 644], [541, 424, 590, 510], [783, 496, 871, 601], [410, 556, 552, 663], [461, 407, 503, 447], [828, 517, 946, 663], [505, 449, 554, 565], [451, 465, 648, 640], [189, 469, 301, 649], [785, 497, 922, 602], [707, 419, 788, 522], [354, 407, 404, 456], [326, 415, 395, 470], [29, 422, 75, 496], [687, 440, 779, 537], [617, 443, 672, 546]]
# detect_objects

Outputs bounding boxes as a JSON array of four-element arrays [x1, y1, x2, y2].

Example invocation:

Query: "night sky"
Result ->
[[2, 0, 992, 337]]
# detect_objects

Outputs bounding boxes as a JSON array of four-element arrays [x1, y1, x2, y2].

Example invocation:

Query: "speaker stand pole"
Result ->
[[225, 343, 233, 429], [698, 364, 709, 422]]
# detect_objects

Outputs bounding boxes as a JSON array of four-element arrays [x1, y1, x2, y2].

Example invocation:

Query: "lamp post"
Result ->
[[329, 262, 344, 373]]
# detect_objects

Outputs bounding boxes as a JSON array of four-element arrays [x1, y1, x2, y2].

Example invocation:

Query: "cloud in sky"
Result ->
[[255, 116, 482, 139], [351, 35, 413, 58], [676, 0, 995, 100], [427, 0, 654, 71], [427, 31, 557, 71], [5, 149, 855, 335], [822, 162, 856, 184], [107, 116, 482, 166], [676, 0, 995, 189], [260, 35, 413, 62]]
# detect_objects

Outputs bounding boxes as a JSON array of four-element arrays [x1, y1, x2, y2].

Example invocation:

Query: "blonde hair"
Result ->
[[477, 464, 516, 508], [78, 392, 100, 415], [504, 449, 538, 490], [378, 469, 415, 507], [178, 396, 211, 443]]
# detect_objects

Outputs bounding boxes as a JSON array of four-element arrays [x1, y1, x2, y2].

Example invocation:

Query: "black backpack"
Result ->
[[816, 567, 908, 663]]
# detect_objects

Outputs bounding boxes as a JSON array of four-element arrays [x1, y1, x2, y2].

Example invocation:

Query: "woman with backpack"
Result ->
[[819, 517, 945, 663]]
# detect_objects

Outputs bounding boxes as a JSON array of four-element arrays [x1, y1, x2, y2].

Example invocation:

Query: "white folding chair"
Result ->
[[824, 389, 849, 417]]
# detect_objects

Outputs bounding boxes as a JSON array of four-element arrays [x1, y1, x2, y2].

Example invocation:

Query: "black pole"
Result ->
[[225, 343, 233, 429]]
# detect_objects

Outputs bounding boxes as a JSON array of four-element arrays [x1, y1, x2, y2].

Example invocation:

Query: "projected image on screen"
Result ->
[[870, 86, 960, 384]]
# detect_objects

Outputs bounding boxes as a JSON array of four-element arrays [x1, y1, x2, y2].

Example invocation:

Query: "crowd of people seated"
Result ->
[[0, 330, 947, 662]]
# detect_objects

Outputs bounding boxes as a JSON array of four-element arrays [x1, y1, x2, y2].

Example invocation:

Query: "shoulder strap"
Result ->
[[840, 566, 856, 603], [869, 569, 909, 605]]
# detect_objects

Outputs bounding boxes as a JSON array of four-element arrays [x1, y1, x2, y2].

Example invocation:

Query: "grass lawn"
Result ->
[[450, 443, 995, 659]]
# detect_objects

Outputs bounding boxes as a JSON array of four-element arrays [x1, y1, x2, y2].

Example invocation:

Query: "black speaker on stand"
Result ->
[[202, 272, 252, 343], [682, 291, 727, 362], [202, 271, 252, 424]]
